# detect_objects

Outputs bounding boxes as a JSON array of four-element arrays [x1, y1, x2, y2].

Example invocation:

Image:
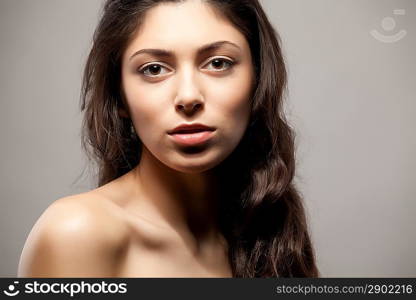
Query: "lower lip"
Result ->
[[169, 130, 215, 146]]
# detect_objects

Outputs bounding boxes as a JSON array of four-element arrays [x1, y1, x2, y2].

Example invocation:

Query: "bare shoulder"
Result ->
[[18, 193, 129, 277]]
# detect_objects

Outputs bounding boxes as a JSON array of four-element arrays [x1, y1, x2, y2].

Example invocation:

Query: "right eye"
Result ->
[[138, 63, 171, 78]]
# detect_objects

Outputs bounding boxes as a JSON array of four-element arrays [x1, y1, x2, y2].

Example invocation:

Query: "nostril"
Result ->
[[192, 103, 202, 111], [176, 101, 203, 114]]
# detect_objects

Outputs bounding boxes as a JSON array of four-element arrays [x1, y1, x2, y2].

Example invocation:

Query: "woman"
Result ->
[[18, 0, 318, 277]]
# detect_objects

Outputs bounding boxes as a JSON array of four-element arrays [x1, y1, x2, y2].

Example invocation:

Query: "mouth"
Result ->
[[167, 123, 216, 146]]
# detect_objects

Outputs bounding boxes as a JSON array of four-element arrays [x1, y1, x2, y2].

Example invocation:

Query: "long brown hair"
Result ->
[[81, 0, 319, 277]]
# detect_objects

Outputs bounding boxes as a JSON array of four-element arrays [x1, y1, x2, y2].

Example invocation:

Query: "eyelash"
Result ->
[[137, 57, 235, 78]]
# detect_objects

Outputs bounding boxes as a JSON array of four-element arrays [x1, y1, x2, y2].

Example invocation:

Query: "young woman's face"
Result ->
[[121, 0, 254, 173]]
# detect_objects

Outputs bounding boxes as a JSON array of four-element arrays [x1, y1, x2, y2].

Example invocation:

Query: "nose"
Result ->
[[174, 67, 204, 116], [176, 100, 203, 115]]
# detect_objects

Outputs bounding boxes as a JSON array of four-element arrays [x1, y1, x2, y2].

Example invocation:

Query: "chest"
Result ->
[[115, 239, 233, 277]]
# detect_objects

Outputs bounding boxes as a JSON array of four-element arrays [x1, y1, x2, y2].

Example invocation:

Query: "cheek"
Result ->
[[122, 77, 169, 141], [209, 73, 253, 139]]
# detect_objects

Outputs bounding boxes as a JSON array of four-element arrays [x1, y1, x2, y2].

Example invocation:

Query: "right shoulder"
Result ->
[[18, 194, 129, 277]]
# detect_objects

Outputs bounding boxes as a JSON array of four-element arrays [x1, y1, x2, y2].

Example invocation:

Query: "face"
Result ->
[[121, 0, 254, 173]]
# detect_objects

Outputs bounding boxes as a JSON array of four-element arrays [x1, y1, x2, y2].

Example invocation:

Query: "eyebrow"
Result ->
[[128, 40, 241, 61]]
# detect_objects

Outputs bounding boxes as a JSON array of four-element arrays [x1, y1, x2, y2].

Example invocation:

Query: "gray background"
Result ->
[[0, 0, 414, 277]]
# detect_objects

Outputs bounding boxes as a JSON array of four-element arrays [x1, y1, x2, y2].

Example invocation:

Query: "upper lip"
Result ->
[[168, 123, 216, 134]]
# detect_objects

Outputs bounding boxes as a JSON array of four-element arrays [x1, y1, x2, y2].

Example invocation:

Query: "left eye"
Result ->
[[205, 58, 235, 71]]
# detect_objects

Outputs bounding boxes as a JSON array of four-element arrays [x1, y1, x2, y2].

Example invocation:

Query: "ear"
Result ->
[[118, 107, 129, 118]]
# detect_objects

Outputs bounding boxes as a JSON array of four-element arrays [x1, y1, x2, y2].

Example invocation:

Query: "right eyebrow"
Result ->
[[128, 40, 241, 61]]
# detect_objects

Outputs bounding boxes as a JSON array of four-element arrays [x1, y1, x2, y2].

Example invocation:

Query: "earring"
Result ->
[[130, 121, 136, 136]]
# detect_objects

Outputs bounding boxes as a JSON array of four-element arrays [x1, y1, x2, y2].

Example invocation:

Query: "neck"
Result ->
[[131, 146, 222, 244]]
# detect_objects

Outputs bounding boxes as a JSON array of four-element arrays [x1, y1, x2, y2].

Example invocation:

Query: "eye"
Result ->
[[138, 63, 170, 78], [137, 57, 235, 78], [204, 57, 235, 72]]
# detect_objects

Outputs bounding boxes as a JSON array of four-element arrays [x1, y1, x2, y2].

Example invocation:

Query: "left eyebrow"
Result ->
[[128, 40, 241, 61]]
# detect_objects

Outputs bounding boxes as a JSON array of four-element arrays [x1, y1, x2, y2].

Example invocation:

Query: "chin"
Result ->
[[165, 150, 228, 174]]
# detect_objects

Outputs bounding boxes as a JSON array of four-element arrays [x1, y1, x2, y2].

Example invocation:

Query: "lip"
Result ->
[[167, 123, 216, 146], [167, 123, 216, 134]]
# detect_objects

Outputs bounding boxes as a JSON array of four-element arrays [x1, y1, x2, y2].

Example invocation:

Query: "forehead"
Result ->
[[124, 0, 249, 58]]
